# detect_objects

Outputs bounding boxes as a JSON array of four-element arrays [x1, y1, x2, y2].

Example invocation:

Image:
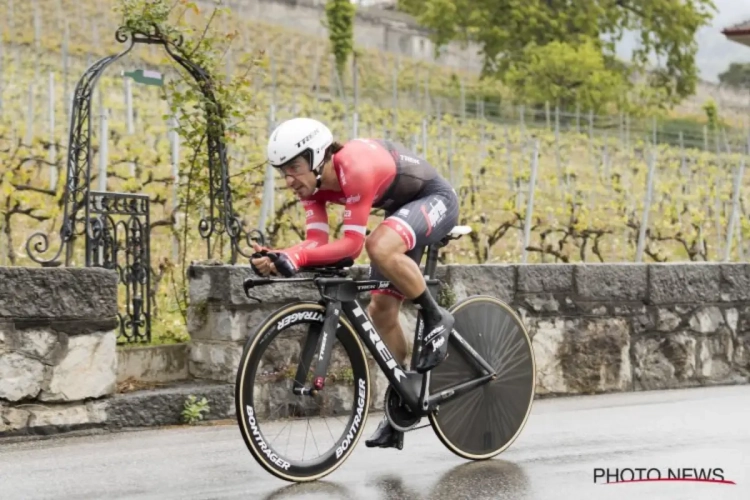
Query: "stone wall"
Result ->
[[187, 262, 750, 411], [117, 344, 189, 385], [0, 267, 119, 436]]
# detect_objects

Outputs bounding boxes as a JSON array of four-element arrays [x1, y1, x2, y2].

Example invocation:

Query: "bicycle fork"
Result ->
[[291, 300, 342, 397]]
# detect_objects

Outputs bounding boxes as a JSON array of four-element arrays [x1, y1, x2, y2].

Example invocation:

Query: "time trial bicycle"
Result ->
[[235, 225, 536, 482]]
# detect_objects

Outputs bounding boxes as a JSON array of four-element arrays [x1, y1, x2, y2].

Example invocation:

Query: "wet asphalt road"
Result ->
[[1, 385, 748, 500]]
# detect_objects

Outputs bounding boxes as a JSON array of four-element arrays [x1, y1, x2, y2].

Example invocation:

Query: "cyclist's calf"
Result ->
[[367, 293, 408, 366]]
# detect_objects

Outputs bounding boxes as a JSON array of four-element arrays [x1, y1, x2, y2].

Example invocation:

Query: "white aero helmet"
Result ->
[[267, 117, 333, 178]]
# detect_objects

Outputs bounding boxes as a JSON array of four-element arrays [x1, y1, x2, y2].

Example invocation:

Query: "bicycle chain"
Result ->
[[403, 422, 432, 433]]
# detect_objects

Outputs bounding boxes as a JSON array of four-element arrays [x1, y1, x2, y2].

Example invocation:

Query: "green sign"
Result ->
[[122, 69, 164, 87]]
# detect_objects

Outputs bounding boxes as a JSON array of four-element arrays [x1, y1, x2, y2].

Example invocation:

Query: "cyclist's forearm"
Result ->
[[283, 233, 327, 254], [295, 233, 364, 267], [280, 223, 329, 252]]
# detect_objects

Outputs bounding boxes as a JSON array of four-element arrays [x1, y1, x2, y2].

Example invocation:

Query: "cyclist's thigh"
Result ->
[[381, 187, 460, 251], [369, 245, 426, 300]]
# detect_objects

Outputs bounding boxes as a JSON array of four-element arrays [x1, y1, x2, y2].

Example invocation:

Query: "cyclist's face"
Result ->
[[279, 157, 315, 198]]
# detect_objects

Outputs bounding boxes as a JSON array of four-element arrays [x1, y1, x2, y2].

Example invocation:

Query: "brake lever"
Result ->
[[243, 277, 269, 303]]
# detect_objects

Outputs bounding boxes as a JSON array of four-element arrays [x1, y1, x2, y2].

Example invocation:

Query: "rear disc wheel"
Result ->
[[428, 295, 536, 460]]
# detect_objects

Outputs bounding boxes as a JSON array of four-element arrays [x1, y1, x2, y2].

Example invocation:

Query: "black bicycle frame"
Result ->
[[247, 237, 496, 416], [305, 277, 496, 416]]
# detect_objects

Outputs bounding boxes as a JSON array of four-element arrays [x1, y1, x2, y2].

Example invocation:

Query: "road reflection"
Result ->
[[427, 459, 530, 500], [261, 480, 353, 500], [260, 459, 529, 500]]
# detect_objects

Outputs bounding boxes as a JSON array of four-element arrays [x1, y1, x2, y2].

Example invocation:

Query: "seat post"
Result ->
[[423, 243, 441, 299]]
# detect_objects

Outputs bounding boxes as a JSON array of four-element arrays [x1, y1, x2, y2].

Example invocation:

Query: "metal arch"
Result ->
[[161, 36, 265, 261], [26, 27, 139, 267], [25, 23, 264, 266]]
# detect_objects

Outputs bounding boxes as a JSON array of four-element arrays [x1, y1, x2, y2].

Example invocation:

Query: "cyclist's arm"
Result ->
[[283, 162, 375, 268], [291, 196, 372, 267], [282, 198, 329, 254]]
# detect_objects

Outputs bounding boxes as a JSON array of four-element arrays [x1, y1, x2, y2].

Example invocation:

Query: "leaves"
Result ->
[[504, 39, 627, 113], [2, 0, 747, 343], [325, 0, 356, 83], [397, 0, 717, 109], [718, 62, 750, 91]]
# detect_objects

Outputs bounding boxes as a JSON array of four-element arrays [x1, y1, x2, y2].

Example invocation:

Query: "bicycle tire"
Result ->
[[235, 301, 371, 482], [428, 295, 536, 460]]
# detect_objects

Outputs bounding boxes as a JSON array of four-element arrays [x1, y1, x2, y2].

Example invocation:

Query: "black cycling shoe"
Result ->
[[415, 308, 454, 373], [365, 417, 404, 450]]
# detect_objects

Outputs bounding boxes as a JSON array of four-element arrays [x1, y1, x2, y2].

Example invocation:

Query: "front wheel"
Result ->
[[235, 301, 372, 482], [428, 295, 536, 460]]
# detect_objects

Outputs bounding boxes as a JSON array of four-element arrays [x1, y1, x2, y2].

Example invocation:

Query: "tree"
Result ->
[[504, 39, 627, 113], [324, 0, 356, 83], [718, 62, 750, 91], [396, 0, 717, 109], [702, 98, 719, 131]]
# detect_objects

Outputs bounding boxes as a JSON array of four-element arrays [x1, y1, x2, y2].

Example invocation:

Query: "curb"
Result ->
[[0, 381, 236, 439]]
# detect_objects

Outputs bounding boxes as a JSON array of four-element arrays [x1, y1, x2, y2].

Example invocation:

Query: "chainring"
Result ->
[[384, 385, 422, 432]]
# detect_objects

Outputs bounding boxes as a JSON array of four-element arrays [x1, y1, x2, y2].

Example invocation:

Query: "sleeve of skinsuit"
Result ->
[[284, 146, 377, 268], [281, 198, 330, 256]]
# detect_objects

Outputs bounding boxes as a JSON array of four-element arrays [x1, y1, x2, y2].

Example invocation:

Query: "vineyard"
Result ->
[[2, 0, 750, 344]]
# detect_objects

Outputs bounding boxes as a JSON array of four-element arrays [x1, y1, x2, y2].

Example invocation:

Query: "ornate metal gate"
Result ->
[[89, 191, 151, 344], [24, 24, 264, 344]]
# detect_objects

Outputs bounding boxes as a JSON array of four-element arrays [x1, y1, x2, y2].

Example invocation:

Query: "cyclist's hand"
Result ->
[[250, 242, 276, 276], [269, 252, 299, 278], [251, 241, 269, 254], [251, 255, 277, 276]]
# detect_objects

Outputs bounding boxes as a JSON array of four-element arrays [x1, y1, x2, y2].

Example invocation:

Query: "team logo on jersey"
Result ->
[[346, 194, 361, 204], [421, 199, 447, 236], [399, 154, 420, 165]]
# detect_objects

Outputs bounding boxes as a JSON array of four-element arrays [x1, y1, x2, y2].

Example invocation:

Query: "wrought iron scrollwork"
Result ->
[[22, 23, 267, 343], [161, 35, 261, 262], [89, 191, 151, 344], [24, 22, 261, 268], [26, 28, 138, 267]]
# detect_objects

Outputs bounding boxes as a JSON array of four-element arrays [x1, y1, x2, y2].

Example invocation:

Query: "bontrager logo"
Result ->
[[335, 378, 366, 458], [246, 405, 291, 470], [277, 311, 324, 330], [352, 304, 406, 381]]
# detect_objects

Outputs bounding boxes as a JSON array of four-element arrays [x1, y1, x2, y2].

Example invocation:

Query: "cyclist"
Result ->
[[250, 117, 459, 450]]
